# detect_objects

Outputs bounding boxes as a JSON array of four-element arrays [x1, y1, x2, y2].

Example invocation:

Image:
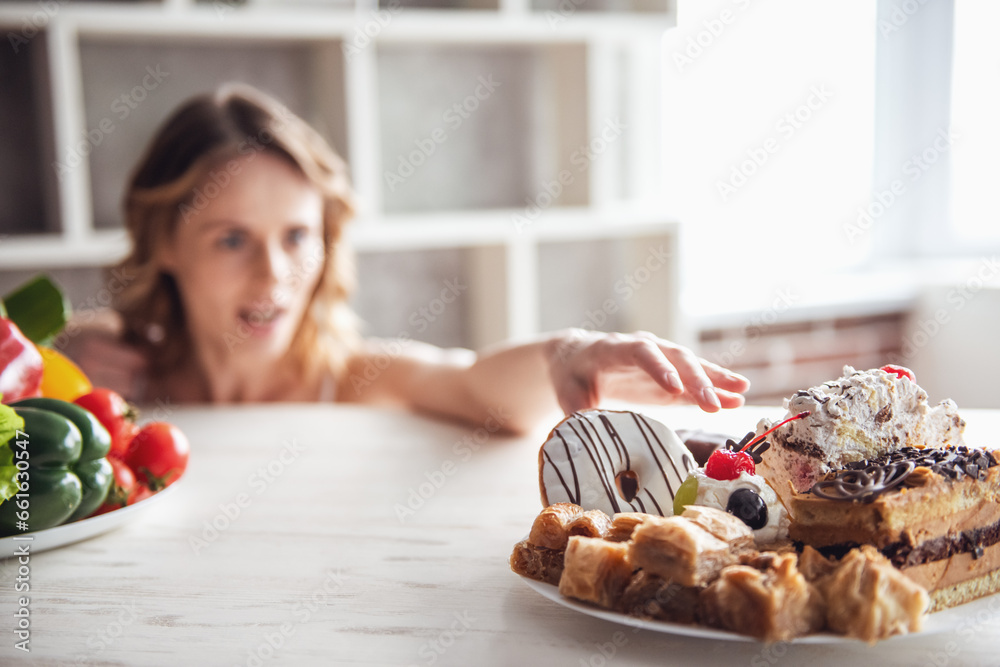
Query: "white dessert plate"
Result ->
[[519, 574, 998, 643], [0, 481, 182, 557]]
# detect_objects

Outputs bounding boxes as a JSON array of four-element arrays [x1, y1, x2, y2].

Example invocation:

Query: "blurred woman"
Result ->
[[68, 84, 749, 434]]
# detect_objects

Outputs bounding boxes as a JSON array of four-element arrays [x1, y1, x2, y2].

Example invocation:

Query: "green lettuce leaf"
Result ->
[[2, 274, 71, 345], [0, 401, 24, 505]]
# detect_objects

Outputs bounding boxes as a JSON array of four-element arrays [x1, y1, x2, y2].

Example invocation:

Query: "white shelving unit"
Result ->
[[0, 1, 677, 349]]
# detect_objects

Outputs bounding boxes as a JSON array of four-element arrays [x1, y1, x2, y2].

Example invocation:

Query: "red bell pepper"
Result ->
[[0, 318, 43, 403]]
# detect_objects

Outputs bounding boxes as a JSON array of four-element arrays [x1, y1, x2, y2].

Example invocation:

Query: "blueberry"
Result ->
[[726, 488, 768, 530]]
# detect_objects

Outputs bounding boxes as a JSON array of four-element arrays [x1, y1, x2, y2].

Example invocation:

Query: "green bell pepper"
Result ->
[[0, 407, 84, 536], [12, 397, 113, 522]]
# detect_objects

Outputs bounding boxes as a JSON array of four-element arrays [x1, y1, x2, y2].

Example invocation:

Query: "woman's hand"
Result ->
[[342, 328, 750, 436], [545, 329, 750, 415]]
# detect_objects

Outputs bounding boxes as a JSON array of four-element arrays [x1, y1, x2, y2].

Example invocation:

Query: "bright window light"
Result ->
[[950, 0, 1000, 244], [663, 0, 875, 316]]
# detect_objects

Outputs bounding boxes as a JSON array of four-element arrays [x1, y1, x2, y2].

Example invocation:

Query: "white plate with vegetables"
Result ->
[[0, 481, 181, 556]]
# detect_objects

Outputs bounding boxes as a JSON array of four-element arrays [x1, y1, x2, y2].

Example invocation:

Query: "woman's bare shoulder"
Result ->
[[59, 309, 149, 401]]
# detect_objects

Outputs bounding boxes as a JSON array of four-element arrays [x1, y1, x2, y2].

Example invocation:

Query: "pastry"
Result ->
[[814, 545, 929, 644], [528, 503, 612, 550], [796, 545, 839, 582], [755, 365, 965, 512], [558, 536, 633, 609], [510, 501, 933, 643], [628, 515, 739, 587], [539, 410, 696, 516], [619, 570, 701, 624], [789, 445, 1000, 611], [511, 503, 612, 585], [680, 505, 756, 554], [699, 552, 825, 642], [606, 512, 652, 543], [510, 539, 566, 586]]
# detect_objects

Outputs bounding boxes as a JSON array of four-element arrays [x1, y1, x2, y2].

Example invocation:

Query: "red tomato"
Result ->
[[91, 456, 137, 517], [129, 486, 153, 505], [124, 422, 190, 491], [75, 388, 140, 458]]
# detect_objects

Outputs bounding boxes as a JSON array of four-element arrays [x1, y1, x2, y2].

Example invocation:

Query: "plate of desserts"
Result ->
[[518, 572, 1000, 643], [510, 365, 1000, 644]]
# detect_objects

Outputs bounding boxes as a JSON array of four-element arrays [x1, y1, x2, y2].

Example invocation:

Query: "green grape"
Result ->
[[673, 475, 699, 515]]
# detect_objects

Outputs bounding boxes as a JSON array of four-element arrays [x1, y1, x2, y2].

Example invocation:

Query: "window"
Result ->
[[949, 0, 1000, 246], [663, 0, 876, 317]]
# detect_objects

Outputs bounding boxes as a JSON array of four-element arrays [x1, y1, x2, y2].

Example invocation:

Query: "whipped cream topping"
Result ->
[[756, 365, 965, 494], [691, 469, 789, 545]]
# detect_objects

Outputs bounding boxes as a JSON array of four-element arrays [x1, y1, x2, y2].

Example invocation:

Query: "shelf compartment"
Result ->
[[537, 229, 679, 340], [380, 0, 498, 9], [0, 27, 59, 236], [76, 34, 349, 229], [353, 245, 472, 349], [375, 41, 588, 214], [530, 0, 669, 13]]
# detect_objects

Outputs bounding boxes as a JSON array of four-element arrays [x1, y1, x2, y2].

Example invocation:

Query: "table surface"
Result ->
[[2, 403, 999, 667]]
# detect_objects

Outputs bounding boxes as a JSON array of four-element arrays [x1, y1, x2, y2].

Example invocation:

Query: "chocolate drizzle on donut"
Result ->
[[808, 446, 998, 502], [566, 417, 623, 513], [540, 411, 694, 516], [600, 413, 631, 473], [632, 411, 693, 515], [544, 437, 580, 505]]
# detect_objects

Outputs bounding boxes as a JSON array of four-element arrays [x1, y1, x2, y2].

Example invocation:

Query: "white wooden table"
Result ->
[[1, 403, 999, 666]]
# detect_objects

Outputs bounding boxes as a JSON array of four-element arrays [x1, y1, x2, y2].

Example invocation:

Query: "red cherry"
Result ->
[[705, 449, 756, 481], [880, 364, 915, 382]]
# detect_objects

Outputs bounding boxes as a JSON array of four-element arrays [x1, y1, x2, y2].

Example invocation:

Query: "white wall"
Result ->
[[907, 283, 1000, 410]]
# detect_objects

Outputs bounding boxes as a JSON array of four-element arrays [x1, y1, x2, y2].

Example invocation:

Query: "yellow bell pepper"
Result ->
[[38, 346, 92, 402]]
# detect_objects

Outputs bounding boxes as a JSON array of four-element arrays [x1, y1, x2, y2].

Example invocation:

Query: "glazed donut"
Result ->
[[539, 410, 696, 516]]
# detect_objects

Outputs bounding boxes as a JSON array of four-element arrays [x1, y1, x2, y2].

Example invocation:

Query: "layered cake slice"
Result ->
[[789, 445, 1000, 611], [755, 365, 966, 513]]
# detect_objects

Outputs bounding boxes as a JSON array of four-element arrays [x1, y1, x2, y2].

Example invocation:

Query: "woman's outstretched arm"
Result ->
[[339, 329, 750, 435]]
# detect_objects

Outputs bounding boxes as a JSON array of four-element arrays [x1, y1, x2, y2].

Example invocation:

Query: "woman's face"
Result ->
[[160, 151, 326, 364]]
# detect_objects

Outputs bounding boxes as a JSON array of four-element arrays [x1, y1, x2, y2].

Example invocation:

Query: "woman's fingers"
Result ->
[[598, 337, 721, 412], [549, 329, 751, 416], [713, 387, 746, 410], [590, 336, 686, 398], [656, 344, 720, 411], [622, 338, 686, 396], [633, 332, 749, 410], [700, 358, 751, 393], [556, 377, 597, 415]]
